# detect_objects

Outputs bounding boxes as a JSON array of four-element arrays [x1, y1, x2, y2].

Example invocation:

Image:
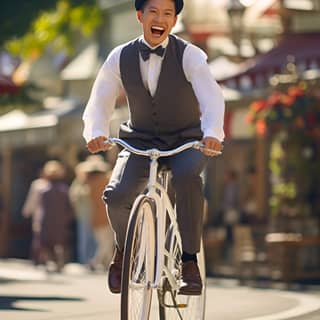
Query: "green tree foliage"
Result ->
[[4, 0, 102, 59], [0, 0, 101, 113], [0, 0, 97, 47], [0, 0, 57, 47]]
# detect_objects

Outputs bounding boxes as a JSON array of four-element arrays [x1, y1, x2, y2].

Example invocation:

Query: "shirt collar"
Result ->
[[140, 35, 169, 49]]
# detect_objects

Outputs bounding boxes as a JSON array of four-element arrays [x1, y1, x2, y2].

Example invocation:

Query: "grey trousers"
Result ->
[[103, 148, 208, 254]]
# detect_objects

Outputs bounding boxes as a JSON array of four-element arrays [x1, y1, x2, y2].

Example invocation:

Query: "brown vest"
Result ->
[[119, 35, 203, 149]]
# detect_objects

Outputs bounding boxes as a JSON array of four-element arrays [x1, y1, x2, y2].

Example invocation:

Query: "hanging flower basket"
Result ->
[[246, 84, 320, 139], [247, 82, 320, 219]]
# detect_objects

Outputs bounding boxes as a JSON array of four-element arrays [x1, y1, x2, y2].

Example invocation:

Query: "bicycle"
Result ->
[[107, 137, 221, 320]]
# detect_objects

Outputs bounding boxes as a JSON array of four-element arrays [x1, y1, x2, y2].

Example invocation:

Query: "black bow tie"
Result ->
[[138, 42, 165, 61]]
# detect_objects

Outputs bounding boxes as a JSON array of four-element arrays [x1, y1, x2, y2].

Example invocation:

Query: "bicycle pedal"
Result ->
[[162, 303, 188, 309], [176, 303, 188, 308]]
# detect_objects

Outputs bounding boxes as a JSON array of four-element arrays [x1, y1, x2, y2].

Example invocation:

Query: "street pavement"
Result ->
[[1, 259, 320, 320]]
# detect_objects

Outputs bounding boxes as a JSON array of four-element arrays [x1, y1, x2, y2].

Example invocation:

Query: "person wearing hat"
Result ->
[[83, 156, 114, 270], [70, 156, 113, 269], [69, 161, 96, 266], [83, 0, 225, 294], [23, 160, 74, 271]]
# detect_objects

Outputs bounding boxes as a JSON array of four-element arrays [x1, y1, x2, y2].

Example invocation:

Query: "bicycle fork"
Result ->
[[147, 159, 186, 312]]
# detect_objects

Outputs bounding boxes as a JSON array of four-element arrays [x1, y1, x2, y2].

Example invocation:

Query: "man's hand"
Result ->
[[200, 136, 223, 157], [86, 136, 113, 154]]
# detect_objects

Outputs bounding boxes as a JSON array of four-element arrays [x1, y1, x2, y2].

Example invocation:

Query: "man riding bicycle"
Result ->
[[83, 0, 225, 295]]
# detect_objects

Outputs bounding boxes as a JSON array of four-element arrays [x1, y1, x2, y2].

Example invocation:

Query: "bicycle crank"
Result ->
[[158, 278, 187, 309]]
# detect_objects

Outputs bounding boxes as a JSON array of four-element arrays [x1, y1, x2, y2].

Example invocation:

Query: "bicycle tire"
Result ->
[[121, 195, 156, 320], [158, 222, 206, 320]]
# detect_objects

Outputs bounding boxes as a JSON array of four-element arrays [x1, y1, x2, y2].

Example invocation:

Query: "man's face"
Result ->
[[137, 0, 177, 47]]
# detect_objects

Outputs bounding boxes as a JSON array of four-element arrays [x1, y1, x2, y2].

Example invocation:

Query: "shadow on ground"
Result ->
[[0, 295, 84, 312]]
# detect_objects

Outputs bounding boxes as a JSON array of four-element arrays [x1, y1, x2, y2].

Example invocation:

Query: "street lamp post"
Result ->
[[227, 0, 246, 58]]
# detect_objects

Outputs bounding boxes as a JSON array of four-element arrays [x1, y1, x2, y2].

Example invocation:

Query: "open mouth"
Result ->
[[151, 26, 165, 36]]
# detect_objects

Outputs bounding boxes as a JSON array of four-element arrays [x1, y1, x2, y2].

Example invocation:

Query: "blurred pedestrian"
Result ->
[[22, 172, 49, 265], [221, 169, 240, 262], [69, 162, 96, 265], [23, 160, 74, 272], [241, 167, 258, 224], [222, 170, 240, 225], [83, 155, 114, 271]]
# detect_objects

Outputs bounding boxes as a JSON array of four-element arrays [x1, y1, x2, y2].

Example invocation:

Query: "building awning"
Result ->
[[242, 0, 278, 28], [0, 109, 57, 132], [209, 56, 243, 81], [243, 0, 317, 26], [219, 33, 320, 90], [61, 43, 102, 80], [0, 98, 83, 150], [221, 85, 243, 102], [0, 110, 57, 149]]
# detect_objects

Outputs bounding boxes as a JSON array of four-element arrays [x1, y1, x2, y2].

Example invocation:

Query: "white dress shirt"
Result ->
[[83, 35, 225, 142]]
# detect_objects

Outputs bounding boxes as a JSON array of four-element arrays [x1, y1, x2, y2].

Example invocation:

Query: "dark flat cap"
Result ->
[[135, 0, 184, 15]]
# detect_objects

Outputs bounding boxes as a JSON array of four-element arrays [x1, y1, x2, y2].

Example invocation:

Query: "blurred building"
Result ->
[[1, 1, 320, 280]]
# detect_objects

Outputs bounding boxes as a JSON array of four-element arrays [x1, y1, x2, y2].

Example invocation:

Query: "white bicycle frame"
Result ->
[[108, 138, 220, 294]]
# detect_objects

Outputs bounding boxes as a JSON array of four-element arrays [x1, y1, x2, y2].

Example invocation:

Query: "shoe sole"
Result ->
[[178, 287, 202, 296], [109, 287, 121, 294]]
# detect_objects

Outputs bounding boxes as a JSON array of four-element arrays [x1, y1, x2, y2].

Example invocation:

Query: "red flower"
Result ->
[[250, 100, 268, 113], [267, 92, 282, 106], [281, 94, 295, 107], [246, 113, 254, 124], [288, 86, 304, 98], [256, 119, 267, 136], [247, 82, 320, 137]]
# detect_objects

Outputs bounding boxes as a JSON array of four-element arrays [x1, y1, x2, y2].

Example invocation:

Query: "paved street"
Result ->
[[1, 259, 320, 320]]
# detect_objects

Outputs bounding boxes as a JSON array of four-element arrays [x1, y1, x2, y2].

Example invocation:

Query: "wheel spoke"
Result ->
[[158, 217, 206, 320], [121, 197, 156, 320]]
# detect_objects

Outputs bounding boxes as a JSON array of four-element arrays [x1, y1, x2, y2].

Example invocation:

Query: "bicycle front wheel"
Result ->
[[121, 195, 156, 320]]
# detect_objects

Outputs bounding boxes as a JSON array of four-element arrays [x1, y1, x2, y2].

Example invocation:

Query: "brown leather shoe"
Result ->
[[108, 248, 123, 294], [179, 261, 203, 295]]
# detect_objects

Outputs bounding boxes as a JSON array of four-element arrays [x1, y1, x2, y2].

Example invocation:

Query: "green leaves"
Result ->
[[70, 5, 102, 36], [5, 0, 102, 59]]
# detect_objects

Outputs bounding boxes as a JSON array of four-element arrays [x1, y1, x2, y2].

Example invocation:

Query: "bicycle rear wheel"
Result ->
[[158, 221, 206, 320], [121, 195, 156, 320]]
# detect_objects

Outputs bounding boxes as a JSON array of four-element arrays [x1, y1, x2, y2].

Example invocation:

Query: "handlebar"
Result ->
[[105, 138, 222, 158]]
